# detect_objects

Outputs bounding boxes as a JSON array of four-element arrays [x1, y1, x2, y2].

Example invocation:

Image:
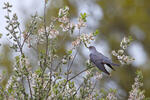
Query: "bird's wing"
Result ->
[[99, 54, 120, 67], [90, 54, 110, 75], [100, 54, 112, 63]]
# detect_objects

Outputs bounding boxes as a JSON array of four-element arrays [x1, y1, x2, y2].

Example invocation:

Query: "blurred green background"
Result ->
[[0, 0, 150, 99]]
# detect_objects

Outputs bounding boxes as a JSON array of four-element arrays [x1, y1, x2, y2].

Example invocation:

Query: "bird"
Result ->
[[88, 46, 119, 75]]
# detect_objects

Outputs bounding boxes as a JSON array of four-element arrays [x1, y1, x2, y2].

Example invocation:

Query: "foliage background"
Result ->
[[0, 0, 150, 99]]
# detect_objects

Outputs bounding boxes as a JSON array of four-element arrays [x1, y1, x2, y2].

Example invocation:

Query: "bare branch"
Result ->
[[68, 67, 92, 82], [73, 82, 83, 97]]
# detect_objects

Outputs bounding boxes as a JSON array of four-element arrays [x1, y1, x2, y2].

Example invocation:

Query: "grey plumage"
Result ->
[[88, 46, 119, 75]]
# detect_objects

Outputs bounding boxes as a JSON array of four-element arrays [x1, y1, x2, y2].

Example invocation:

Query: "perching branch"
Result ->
[[68, 67, 92, 82]]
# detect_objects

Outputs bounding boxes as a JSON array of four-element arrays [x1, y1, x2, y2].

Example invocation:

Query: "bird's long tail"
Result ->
[[111, 63, 120, 66], [106, 64, 115, 71]]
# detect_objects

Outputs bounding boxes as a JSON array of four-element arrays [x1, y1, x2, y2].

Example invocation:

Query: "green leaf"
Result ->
[[67, 50, 72, 55], [109, 88, 117, 93], [80, 13, 87, 22], [93, 29, 99, 36], [4, 15, 9, 19], [15, 56, 20, 61], [35, 68, 42, 75], [129, 36, 133, 41]]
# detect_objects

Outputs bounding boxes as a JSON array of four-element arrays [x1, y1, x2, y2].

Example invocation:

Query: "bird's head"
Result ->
[[88, 46, 97, 53]]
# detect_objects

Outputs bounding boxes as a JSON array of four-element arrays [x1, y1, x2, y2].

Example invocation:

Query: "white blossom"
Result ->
[[77, 18, 86, 29]]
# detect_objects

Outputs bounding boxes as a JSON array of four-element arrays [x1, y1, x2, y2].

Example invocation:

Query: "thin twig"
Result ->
[[41, 0, 49, 78], [21, 15, 37, 49], [81, 84, 86, 98], [66, 58, 71, 80], [63, 66, 92, 94], [21, 76, 27, 100], [54, 60, 62, 71], [26, 74, 33, 99], [79, 28, 81, 35], [73, 82, 83, 97], [44, 0, 49, 60], [62, 60, 70, 92], [68, 51, 78, 71], [68, 67, 92, 82], [42, 1, 51, 99], [62, 51, 78, 92], [45, 71, 52, 100], [18, 25, 22, 43], [45, 49, 53, 100], [20, 55, 33, 100], [21, 32, 32, 48]]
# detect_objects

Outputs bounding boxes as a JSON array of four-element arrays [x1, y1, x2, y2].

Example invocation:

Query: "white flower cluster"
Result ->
[[112, 37, 134, 64], [61, 55, 73, 64], [61, 58, 68, 64], [71, 33, 95, 48], [60, 22, 75, 32], [72, 37, 81, 48], [57, 6, 87, 33], [58, 15, 69, 23], [49, 29, 59, 38], [30, 73, 37, 89], [128, 72, 145, 100], [120, 37, 131, 49], [80, 33, 94, 47], [58, 6, 69, 18], [77, 18, 86, 29], [5, 76, 14, 90], [95, 72, 103, 80], [106, 92, 117, 100], [57, 6, 75, 32], [112, 50, 134, 64], [37, 24, 59, 43]]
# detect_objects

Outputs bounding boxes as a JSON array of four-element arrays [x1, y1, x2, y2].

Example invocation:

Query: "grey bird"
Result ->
[[88, 46, 119, 75]]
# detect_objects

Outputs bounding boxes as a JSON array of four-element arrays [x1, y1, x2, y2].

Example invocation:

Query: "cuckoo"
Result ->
[[88, 46, 119, 75]]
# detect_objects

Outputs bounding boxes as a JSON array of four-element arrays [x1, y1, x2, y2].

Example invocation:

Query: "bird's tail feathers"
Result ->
[[106, 64, 115, 71], [111, 63, 120, 66]]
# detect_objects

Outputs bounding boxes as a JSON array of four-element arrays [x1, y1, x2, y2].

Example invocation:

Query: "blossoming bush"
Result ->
[[0, 1, 147, 100], [112, 36, 135, 64]]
